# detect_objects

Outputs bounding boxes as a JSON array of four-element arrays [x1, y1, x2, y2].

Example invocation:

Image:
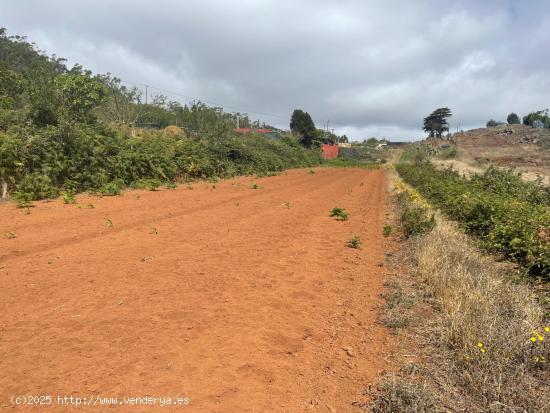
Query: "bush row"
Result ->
[[0, 124, 321, 202], [396, 163, 550, 277]]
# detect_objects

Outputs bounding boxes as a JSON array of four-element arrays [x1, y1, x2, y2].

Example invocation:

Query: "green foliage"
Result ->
[[99, 180, 123, 196], [147, 179, 161, 191], [63, 190, 76, 204], [347, 235, 362, 249], [399, 144, 437, 164], [522, 109, 550, 128], [337, 146, 382, 163], [14, 173, 59, 201], [507, 113, 520, 125], [321, 158, 380, 168], [423, 107, 452, 139], [486, 119, 498, 127], [397, 189, 435, 238], [55, 72, 107, 123], [396, 163, 550, 277], [383, 225, 392, 237], [330, 207, 349, 221], [13, 191, 32, 209], [0, 29, 321, 203], [290, 109, 317, 148]]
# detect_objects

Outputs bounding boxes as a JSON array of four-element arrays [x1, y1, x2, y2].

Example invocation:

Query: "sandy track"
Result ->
[[0, 168, 390, 412]]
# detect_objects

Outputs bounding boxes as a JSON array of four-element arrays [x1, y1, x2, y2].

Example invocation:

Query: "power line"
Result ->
[[118, 79, 346, 128]]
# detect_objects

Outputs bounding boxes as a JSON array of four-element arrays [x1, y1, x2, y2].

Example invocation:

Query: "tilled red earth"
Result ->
[[0, 167, 391, 412]]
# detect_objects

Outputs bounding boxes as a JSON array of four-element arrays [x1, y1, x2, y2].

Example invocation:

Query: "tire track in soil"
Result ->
[[0, 167, 391, 412]]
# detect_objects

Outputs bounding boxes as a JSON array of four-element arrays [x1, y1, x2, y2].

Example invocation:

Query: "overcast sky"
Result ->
[[2, 0, 550, 140]]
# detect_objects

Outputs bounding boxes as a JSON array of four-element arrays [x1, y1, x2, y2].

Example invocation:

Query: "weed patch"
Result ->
[[347, 235, 362, 249], [330, 207, 349, 221]]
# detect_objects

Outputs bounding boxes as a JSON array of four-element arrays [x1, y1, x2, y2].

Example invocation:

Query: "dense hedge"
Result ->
[[0, 124, 321, 200], [396, 163, 550, 277]]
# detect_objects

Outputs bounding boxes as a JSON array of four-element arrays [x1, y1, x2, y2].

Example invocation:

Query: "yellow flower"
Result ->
[[530, 337, 537, 343], [477, 342, 483, 348], [544, 326, 549, 333], [538, 335, 544, 341], [480, 348, 486, 353]]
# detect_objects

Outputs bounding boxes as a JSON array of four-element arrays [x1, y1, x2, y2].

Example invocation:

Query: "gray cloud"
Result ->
[[2, 0, 550, 140]]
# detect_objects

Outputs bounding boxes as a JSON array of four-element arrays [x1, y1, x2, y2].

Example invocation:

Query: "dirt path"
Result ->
[[0, 168, 390, 412]]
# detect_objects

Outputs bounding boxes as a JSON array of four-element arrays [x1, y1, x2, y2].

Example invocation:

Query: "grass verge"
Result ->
[[370, 171, 549, 413]]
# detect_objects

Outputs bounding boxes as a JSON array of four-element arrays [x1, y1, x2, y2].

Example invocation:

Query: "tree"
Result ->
[[423, 107, 452, 139], [522, 110, 550, 129], [55, 72, 107, 123], [507, 113, 520, 125], [486, 119, 498, 128], [290, 109, 317, 147]]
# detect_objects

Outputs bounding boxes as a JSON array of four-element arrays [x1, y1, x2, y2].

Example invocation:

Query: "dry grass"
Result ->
[[372, 169, 549, 412], [374, 218, 550, 412], [411, 220, 549, 412]]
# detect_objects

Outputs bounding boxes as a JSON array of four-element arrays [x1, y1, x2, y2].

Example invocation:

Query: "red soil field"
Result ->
[[0, 168, 391, 412]]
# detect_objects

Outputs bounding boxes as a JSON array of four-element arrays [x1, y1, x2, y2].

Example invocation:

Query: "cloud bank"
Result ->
[[2, 0, 549, 140]]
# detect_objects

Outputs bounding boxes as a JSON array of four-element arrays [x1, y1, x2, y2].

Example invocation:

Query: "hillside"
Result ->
[[447, 124, 550, 182]]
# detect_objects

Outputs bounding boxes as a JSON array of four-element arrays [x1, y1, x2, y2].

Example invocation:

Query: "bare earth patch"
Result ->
[[0, 168, 391, 412]]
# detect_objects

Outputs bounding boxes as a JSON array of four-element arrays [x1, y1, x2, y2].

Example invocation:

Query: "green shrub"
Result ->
[[15, 173, 59, 201], [13, 191, 33, 209], [401, 204, 436, 237], [63, 190, 76, 204], [396, 162, 550, 277], [1, 126, 321, 203], [147, 179, 161, 191], [347, 235, 362, 249], [99, 180, 123, 196], [330, 207, 349, 221], [383, 225, 392, 237]]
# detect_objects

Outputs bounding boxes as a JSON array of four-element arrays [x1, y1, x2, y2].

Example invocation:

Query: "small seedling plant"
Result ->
[[383, 225, 392, 237], [330, 207, 349, 221], [63, 190, 76, 204], [250, 183, 262, 189], [347, 235, 362, 249]]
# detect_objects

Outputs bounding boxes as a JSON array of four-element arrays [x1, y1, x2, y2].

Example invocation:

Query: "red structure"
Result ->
[[321, 144, 339, 160], [235, 128, 273, 134]]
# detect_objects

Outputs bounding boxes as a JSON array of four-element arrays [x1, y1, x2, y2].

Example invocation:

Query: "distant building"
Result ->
[[235, 128, 281, 139], [338, 142, 351, 148]]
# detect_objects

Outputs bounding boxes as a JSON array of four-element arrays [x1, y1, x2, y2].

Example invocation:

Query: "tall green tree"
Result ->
[[423, 107, 452, 139], [507, 113, 520, 125], [290, 109, 317, 147], [522, 110, 550, 128]]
